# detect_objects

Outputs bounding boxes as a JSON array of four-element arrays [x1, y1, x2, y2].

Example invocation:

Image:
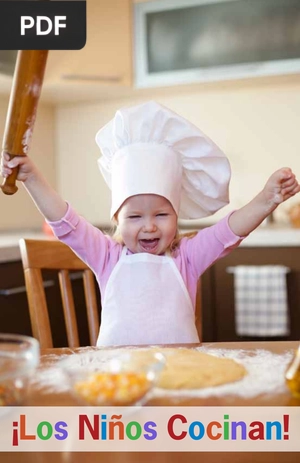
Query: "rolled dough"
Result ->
[[135, 348, 247, 389]]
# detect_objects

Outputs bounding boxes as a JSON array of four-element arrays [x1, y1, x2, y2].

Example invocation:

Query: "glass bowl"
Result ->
[[58, 350, 166, 406], [0, 334, 40, 406]]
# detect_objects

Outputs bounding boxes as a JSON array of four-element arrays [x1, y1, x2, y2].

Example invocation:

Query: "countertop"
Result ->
[[1, 224, 300, 263], [0, 231, 53, 263], [237, 223, 300, 247]]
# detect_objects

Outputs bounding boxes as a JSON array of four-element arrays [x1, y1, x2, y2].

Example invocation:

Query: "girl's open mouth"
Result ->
[[139, 238, 159, 252]]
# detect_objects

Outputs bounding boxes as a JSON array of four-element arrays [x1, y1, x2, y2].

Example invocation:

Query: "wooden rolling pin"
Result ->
[[1, 50, 48, 195]]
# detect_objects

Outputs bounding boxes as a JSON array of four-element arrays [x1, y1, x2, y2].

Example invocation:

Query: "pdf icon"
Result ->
[[0, 1, 86, 50], [21, 16, 67, 36]]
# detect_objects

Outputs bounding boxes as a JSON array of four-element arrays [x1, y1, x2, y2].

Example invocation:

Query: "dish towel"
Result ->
[[227, 265, 290, 337]]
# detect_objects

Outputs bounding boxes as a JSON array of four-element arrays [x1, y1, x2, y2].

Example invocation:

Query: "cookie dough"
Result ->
[[134, 347, 246, 389]]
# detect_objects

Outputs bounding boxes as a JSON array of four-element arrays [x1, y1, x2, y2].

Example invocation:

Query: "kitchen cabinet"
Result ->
[[201, 247, 300, 342], [46, 0, 132, 87], [0, 261, 32, 338], [0, 260, 101, 347]]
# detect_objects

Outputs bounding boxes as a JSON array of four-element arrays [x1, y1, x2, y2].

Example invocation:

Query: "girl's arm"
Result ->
[[1, 152, 67, 221], [229, 167, 300, 236]]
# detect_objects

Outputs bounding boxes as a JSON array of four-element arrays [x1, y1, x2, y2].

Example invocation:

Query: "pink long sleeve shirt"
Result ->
[[47, 204, 245, 309]]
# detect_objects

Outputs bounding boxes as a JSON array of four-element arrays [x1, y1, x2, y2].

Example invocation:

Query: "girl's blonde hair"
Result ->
[[168, 230, 198, 254]]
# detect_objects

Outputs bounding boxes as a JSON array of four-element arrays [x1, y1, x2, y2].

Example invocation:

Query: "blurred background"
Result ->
[[0, 0, 300, 231]]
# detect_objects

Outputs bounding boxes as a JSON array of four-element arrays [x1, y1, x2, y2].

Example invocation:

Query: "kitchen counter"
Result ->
[[182, 223, 300, 247], [1, 224, 300, 263], [0, 231, 53, 263], [240, 224, 300, 247]]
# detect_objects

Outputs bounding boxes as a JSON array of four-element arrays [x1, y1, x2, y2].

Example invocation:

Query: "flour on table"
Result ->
[[30, 346, 293, 399]]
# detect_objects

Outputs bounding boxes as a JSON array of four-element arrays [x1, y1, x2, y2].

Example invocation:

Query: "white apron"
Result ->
[[97, 248, 199, 346]]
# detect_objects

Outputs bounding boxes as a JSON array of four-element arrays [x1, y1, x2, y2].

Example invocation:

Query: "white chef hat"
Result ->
[[95, 101, 231, 220]]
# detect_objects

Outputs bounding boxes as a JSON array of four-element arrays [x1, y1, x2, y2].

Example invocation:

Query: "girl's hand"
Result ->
[[0, 151, 37, 183], [263, 167, 300, 208], [1, 150, 67, 221], [229, 167, 300, 237]]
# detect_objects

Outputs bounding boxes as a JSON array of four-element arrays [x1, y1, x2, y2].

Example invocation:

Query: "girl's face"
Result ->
[[117, 194, 177, 255]]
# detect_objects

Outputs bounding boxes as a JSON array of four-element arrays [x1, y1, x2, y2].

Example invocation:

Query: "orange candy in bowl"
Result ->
[[59, 350, 166, 406]]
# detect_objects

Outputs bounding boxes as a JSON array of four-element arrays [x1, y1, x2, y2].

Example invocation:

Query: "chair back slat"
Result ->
[[23, 267, 53, 349], [19, 238, 100, 348], [58, 269, 80, 348], [83, 269, 100, 346]]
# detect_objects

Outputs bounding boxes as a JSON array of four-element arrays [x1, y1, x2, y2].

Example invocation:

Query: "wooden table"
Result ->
[[3, 341, 300, 462]]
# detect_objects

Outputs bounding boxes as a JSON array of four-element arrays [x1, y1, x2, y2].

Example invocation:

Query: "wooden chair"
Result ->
[[19, 239, 100, 349]]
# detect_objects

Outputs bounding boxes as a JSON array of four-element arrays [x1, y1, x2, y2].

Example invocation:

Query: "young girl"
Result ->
[[1, 101, 299, 346]]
